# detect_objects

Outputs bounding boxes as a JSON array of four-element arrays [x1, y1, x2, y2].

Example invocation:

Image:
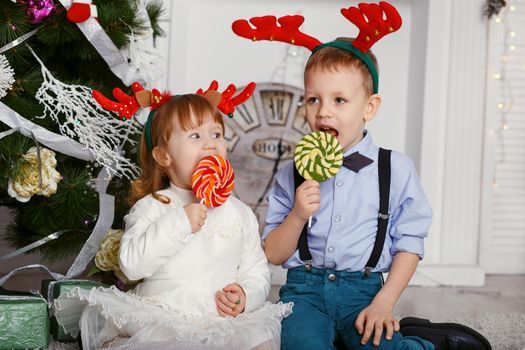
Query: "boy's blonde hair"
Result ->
[[305, 37, 379, 96], [129, 94, 224, 206]]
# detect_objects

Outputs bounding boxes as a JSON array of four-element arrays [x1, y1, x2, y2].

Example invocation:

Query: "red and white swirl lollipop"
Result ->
[[191, 154, 235, 207]]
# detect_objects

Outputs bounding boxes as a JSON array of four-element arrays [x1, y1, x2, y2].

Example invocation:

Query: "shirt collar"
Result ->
[[169, 183, 196, 204], [342, 130, 376, 159]]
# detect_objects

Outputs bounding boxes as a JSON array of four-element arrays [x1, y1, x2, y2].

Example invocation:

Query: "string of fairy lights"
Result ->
[[490, 0, 519, 189]]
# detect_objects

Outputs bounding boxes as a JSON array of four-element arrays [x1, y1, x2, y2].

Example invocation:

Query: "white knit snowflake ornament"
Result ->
[[0, 54, 15, 99], [29, 47, 140, 179]]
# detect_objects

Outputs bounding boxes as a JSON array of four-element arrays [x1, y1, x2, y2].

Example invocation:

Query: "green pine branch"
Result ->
[[0, 131, 32, 187], [0, 2, 31, 47], [146, 0, 166, 40]]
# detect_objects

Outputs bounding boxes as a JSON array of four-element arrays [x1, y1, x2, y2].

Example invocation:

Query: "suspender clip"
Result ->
[[364, 266, 373, 277], [378, 212, 390, 220], [304, 260, 312, 271]]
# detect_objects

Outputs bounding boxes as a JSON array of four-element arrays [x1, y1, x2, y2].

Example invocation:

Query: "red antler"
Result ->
[[92, 82, 171, 120], [197, 81, 257, 117], [196, 81, 219, 96], [92, 82, 145, 120], [341, 1, 402, 52], [232, 15, 321, 51]]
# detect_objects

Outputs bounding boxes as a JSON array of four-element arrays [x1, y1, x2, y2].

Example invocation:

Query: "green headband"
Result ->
[[144, 109, 156, 151], [311, 41, 379, 94]]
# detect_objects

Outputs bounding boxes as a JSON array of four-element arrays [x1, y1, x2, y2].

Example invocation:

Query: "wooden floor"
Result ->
[[268, 274, 525, 321]]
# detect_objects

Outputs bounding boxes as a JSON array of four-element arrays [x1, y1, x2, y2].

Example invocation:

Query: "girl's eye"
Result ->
[[335, 97, 347, 104], [212, 132, 222, 139], [189, 133, 200, 139], [306, 97, 319, 104]]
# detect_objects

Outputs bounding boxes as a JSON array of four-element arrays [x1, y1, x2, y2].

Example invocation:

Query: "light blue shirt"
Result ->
[[262, 131, 432, 272]]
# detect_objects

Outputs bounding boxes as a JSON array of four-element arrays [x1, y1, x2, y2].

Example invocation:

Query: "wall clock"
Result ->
[[224, 83, 310, 231]]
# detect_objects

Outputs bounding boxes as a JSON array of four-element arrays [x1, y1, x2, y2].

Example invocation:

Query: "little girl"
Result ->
[[55, 93, 292, 349]]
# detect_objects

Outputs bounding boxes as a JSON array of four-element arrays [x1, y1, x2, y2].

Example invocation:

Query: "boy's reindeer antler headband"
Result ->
[[232, 1, 402, 94], [92, 81, 256, 151]]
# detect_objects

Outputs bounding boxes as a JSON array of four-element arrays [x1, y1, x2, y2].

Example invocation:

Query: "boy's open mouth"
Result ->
[[319, 127, 339, 138]]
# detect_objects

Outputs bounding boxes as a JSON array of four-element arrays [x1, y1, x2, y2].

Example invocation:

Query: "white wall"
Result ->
[[414, 0, 488, 285], [480, 1, 525, 274]]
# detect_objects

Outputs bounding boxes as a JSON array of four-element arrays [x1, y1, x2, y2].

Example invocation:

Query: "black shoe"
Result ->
[[400, 317, 492, 350]]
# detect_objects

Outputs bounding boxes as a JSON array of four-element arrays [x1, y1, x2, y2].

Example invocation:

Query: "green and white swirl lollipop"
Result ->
[[294, 131, 343, 182]]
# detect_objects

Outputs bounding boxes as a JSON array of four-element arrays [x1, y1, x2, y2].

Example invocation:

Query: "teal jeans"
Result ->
[[279, 266, 434, 350]]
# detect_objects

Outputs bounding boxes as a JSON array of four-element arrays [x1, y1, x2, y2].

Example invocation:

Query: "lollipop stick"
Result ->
[[200, 198, 204, 205], [308, 215, 312, 228]]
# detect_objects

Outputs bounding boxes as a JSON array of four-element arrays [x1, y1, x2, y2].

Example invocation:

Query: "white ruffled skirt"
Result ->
[[54, 286, 292, 350]]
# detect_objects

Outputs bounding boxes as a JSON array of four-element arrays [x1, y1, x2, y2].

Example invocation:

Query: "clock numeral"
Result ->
[[238, 104, 254, 125], [269, 97, 283, 121], [232, 95, 260, 132], [262, 91, 292, 126]]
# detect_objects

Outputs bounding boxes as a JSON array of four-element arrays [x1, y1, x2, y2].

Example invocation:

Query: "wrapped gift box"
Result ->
[[42, 279, 106, 342], [0, 287, 50, 350]]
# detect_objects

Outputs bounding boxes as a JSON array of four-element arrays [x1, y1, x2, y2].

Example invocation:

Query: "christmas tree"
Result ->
[[0, 0, 165, 266]]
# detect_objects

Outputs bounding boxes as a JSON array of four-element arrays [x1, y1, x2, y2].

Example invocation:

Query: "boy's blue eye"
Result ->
[[306, 97, 319, 104], [335, 97, 346, 104]]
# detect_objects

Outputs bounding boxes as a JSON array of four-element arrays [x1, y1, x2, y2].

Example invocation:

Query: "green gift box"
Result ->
[[0, 288, 50, 350], [42, 279, 106, 342]]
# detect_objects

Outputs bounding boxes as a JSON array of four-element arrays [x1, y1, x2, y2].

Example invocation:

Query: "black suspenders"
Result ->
[[293, 166, 313, 267], [365, 148, 391, 274], [293, 148, 392, 274]]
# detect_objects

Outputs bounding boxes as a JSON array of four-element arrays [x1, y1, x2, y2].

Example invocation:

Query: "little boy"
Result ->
[[233, 2, 435, 349], [262, 40, 434, 349]]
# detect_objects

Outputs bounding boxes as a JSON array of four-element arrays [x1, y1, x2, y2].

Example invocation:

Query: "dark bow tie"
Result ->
[[343, 151, 373, 172]]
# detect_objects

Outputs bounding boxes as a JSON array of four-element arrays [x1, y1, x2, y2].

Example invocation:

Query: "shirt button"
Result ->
[[328, 273, 337, 281], [327, 247, 334, 253], [336, 181, 343, 187], [334, 215, 341, 222]]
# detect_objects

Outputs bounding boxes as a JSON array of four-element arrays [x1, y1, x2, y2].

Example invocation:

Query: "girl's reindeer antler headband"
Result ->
[[92, 81, 256, 151], [232, 1, 402, 94]]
